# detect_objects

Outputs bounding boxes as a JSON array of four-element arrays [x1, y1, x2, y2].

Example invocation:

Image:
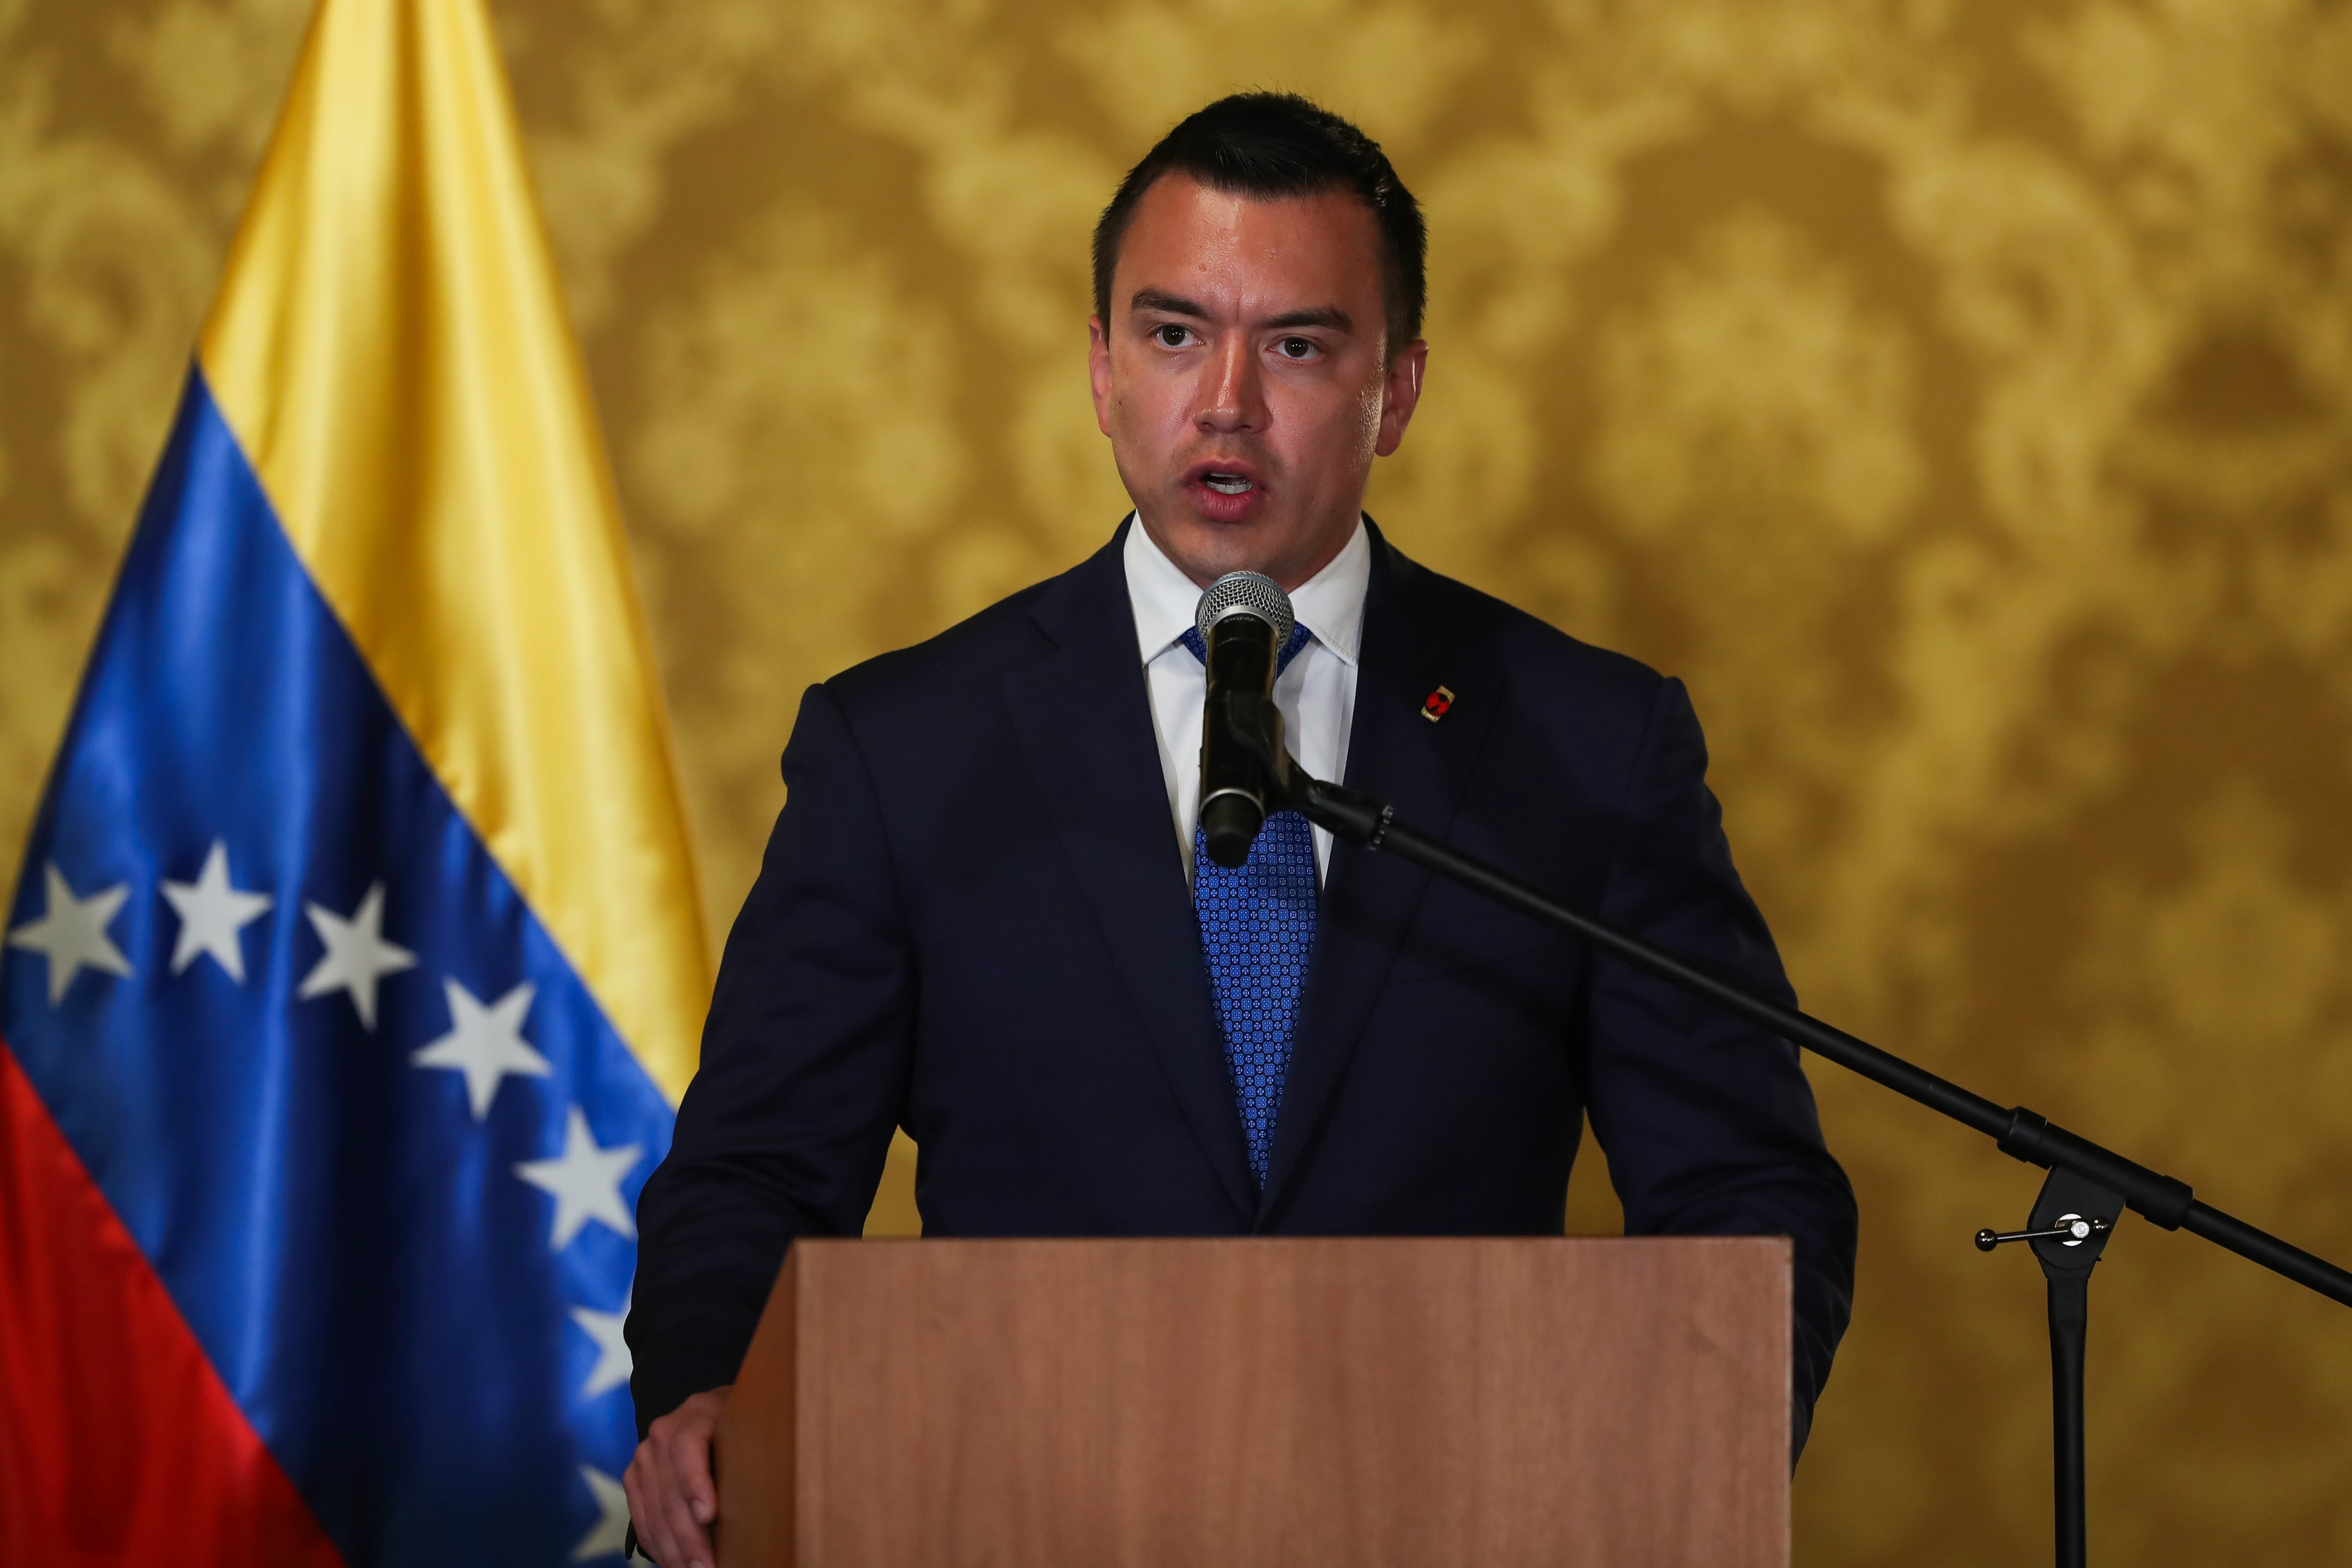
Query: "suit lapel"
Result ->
[[1257, 528, 1505, 1221], [1002, 526, 1258, 1220]]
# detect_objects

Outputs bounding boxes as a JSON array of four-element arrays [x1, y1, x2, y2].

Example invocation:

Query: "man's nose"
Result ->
[[1196, 336, 1265, 434]]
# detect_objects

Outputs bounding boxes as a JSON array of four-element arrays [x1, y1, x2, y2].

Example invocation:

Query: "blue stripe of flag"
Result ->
[[2, 369, 671, 1564]]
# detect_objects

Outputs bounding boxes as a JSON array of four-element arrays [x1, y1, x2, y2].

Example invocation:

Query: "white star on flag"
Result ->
[[298, 882, 415, 1029], [570, 1291, 634, 1399], [572, 1464, 632, 1560], [516, 1106, 642, 1250], [411, 978, 552, 1120], [161, 840, 273, 983], [8, 863, 133, 1004]]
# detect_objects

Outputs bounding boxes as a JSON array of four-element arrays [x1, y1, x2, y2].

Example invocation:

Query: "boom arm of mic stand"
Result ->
[[1289, 770, 2352, 1310]]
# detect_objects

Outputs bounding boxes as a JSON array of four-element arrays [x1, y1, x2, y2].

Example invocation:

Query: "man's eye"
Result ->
[[1278, 337, 1315, 358], [1155, 324, 1190, 347]]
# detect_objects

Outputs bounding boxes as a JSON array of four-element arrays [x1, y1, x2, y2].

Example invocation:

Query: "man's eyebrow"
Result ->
[[1125, 293, 1355, 334], [1129, 288, 1211, 319], [1262, 306, 1352, 333]]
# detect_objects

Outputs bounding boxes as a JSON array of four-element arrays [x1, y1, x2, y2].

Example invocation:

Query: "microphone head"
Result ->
[[1194, 570, 1295, 650]]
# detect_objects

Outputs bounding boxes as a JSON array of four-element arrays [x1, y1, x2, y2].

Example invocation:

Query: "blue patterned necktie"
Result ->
[[1183, 621, 1315, 1186]]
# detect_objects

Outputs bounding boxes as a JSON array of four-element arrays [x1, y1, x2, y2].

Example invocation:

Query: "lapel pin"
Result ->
[[1421, 685, 1455, 723]]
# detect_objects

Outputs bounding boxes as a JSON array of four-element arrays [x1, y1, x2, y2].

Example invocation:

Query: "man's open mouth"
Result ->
[[1203, 472, 1254, 495]]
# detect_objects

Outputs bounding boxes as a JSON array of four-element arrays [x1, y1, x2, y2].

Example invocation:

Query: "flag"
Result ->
[[0, 0, 708, 1560]]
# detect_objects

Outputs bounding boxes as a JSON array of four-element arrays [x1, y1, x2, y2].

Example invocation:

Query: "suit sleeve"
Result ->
[[1582, 676, 1859, 1455], [627, 682, 913, 1433]]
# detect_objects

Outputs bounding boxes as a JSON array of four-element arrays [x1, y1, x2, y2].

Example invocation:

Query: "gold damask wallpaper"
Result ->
[[6, 0, 2351, 1559]]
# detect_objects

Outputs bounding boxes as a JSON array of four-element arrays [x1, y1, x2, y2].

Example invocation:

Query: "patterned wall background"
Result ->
[[5, 0, 2351, 1559]]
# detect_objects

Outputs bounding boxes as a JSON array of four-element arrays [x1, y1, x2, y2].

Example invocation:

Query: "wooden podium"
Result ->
[[715, 1237, 1790, 1567]]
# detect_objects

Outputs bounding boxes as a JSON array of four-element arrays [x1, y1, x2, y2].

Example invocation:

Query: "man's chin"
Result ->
[[1140, 510, 1310, 590]]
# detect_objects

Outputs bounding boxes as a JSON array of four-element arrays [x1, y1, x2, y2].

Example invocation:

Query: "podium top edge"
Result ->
[[792, 1235, 1794, 1254]]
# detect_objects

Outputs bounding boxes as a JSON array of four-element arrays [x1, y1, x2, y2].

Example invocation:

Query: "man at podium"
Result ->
[[625, 93, 1857, 1566]]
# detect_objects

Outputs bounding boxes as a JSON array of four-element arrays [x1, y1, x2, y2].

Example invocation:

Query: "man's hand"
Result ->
[[624, 1386, 730, 1568]]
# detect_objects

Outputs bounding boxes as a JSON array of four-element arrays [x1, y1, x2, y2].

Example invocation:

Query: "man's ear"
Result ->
[[1374, 337, 1428, 458], [1088, 314, 1115, 436]]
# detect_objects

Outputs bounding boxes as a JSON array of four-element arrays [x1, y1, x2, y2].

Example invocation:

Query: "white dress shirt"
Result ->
[[1124, 514, 1369, 884]]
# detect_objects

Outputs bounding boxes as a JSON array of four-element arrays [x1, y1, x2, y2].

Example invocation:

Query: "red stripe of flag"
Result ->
[[0, 1041, 344, 1566]]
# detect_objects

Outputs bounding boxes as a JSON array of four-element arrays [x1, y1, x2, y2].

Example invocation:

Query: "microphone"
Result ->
[[1194, 570, 1295, 869]]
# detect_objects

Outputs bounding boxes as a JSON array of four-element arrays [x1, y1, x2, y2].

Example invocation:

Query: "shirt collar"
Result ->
[[1289, 517, 1369, 666], [1122, 514, 1370, 667]]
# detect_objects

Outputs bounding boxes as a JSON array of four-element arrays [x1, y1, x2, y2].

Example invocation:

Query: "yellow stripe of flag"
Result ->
[[199, 0, 708, 1100]]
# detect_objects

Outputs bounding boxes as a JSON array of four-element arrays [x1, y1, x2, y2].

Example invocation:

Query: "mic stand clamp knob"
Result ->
[[1974, 1215, 2112, 1253]]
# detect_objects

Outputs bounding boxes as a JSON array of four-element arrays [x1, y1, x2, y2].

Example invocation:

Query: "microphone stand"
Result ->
[[1225, 696, 2352, 1568]]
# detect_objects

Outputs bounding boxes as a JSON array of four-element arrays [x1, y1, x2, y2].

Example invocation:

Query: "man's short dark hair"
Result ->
[[1091, 93, 1426, 349]]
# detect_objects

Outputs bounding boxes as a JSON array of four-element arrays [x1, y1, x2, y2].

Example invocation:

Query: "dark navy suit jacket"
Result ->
[[630, 519, 1857, 1446]]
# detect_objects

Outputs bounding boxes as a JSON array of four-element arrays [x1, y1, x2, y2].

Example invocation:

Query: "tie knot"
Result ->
[[1181, 621, 1312, 673]]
